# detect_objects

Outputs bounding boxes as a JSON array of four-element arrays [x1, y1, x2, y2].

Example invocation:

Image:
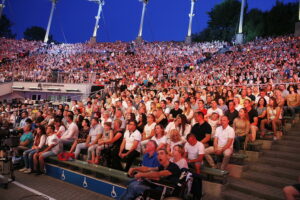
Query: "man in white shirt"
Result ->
[[205, 116, 234, 170], [184, 133, 205, 174], [60, 114, 79, 145], [206, 100, 223, 119], [117, 120, 141, 171]]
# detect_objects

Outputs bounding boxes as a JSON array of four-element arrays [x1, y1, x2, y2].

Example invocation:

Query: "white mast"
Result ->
[[44, 0, 57, 43]]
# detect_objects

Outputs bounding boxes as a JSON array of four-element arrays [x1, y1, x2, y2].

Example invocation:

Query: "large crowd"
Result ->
[[0, 35, 300, 199]]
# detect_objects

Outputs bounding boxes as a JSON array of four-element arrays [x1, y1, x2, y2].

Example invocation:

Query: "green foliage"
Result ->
[[193, 0, 299, 42], [0, 15, 16, 38], [23, 26, 53, 42]]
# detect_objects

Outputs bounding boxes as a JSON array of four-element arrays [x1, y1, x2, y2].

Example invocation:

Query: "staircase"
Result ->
[[223, 123, 300, 200]]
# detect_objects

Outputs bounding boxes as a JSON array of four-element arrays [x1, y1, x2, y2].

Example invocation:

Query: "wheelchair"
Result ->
[[135, 168, 202, 200]]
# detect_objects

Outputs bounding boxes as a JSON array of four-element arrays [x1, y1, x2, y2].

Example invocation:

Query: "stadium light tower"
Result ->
[[136, 0, 149, 42], [185, 0, 197, 44], [44, 0, 57, 43], [0, 0, 6, 21], [88, 0, 105, 43], [235, 0, 245, 44]]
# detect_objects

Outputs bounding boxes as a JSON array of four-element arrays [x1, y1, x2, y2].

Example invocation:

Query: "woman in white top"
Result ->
[[166, 129, 184, 155], [151, 124, 167, 150], [165, 114, 191, 139], [54, 118, 65, 138], [260, 97, 282, 140], [141, 114, 156, 146], [20, 126, 47, 174], [183, 101, 194, 122], [170, 144, 188, 169]]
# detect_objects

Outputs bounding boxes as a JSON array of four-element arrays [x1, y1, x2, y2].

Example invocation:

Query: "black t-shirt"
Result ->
[[225, 109, 239, 125], [248, 94, 256, 102], [158, 162, 181, 183], [170, 108, 183, 119], [191, 122, 212, 142], [248, 108, 258, 124]]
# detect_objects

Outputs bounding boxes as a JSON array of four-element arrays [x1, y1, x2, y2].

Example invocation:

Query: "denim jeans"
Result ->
[[23, 149, 38, 169], [119, 179, 151, 200], [234, 135, 246, 152]]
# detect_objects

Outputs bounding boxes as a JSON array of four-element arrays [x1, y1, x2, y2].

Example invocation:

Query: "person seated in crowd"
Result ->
[[283, 176, 300, 200], [121, 148, 181, 200], [60, 114, 79, 145], [67, 118, 100, 160], [206, 100, 223, 119], [33, 125, 60, 175], [166, 114, 191, 139], [141, 140, 160, 168], [114, 120, 141, 171], [53, 117, 65, 138], [191, 112, 212, 147], [17, 111, 29, 130], [256, 97, 268, 130], [170, 144, 188, 169], [14, 123, 34, 157], [20, 126, 47, 174], [69, 118, 90, 156], [91, 122, 113, 164], [233, 108, 250, 151], [218, 98, 228, 114], [141, 114, 156, 147], [196, 100, 207, 116], [113, 108, 126, 130], [183, 101, 194, 122], [151, 124, 168, 150], [205, 116, 234, 170], [155, 107, 168, 128], [169, 101, 183, 121], [184, 133, 205, 174], [233, 97, 243, 111], [285, 85, 300, 119], [224, 101, 239, 126], [244, 99, 258, 142], [260, 97, 282, 140], [207, 112, 220, 139], [166, 129, 184, 155]]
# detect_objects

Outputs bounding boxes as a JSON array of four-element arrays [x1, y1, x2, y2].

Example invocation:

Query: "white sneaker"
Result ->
[[24, 169, 32, 174], [19, 168, 28, 172]]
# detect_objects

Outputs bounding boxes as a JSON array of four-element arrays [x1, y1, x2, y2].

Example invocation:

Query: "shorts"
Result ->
[[41, 151, 56, 158]]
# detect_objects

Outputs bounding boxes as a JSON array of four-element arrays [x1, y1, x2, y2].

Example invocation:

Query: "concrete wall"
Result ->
[[0, 82, 13, 96]]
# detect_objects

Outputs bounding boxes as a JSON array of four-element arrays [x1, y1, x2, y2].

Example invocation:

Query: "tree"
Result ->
[[193, 0, 242, 42], [0, 15, 16, 38], [243, 9, 265, 42], [23, 26, 53, 42]]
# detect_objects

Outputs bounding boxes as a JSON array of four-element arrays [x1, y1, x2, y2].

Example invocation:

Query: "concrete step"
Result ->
[[263, 150, 300, 162], [271, 144, 300, 154], [249, 163, 300, 180], [228, 177, 284, 200], [222, 189, 264, 200], [259, 157, 300, 170], [242, 171, 295, 188], [275, 140, 300, 147]]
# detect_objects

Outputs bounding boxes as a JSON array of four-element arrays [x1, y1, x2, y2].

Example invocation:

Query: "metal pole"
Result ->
[[92, 0, 104, 38], [138, 1, 147, 37], [0, 0, 6, 21], [298, 0, 300, 21], [187, 0, 195, 37], [238, 0, 245, 34], [44, 0, 57, 43]]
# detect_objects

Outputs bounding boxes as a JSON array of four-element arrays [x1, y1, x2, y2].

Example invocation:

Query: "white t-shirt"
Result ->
[[207, 107, 223, 117], [215, 125, 235, 148], [184, 141, 205, 160], [170, 157, 188, 169], [143, 122, 156, 138], [151, 135, 167, 147], [89, 124, 103, 143], [124, 129, 141, 152], [46, 134, 60, 155], [61, 122, 79, 140]]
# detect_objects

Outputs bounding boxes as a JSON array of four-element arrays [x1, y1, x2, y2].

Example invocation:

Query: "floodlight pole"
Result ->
[[185, 0, 196, 44], [0, 0, 6, 21], [93, 0, 104, 38], [44, 0, 57, 43], [136, 0, 149, 42], [235, 0, 245, 44]]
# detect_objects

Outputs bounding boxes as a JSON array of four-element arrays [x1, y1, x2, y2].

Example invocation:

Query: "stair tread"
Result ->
[[223, 189, 265, 200], [229, 177, 284, 199], [263, 150, 300, 157], [243, 171, 295, 186], [260, 156, 300, 165], [249, 163, 300, 177]]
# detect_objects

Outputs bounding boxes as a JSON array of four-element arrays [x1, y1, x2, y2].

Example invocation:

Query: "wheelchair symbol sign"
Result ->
[[111, 186, 117, 198]]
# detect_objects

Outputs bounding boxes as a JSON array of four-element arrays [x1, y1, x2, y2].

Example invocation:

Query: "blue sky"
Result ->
[[3, 0, 298, 43]]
